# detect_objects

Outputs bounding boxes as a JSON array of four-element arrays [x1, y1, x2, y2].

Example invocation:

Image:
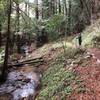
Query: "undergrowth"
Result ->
[[37, 19, 100, 100], [36, 47, 85, 100], [37, 62, 75, 100]]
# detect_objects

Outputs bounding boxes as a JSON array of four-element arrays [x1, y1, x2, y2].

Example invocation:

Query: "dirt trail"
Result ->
[[69, 48, 100, 100]]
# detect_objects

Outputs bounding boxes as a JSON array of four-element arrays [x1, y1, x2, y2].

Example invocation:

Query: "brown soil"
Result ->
[[68, 48, 100, 100]]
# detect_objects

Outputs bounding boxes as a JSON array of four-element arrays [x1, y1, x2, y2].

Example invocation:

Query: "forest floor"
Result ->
[[0, 20, 100, 100], [35, 46, 100, 100], [67, 48, 100, 100]]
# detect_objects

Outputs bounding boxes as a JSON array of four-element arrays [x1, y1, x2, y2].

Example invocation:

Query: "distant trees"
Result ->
[[32, 0, 97, 40]]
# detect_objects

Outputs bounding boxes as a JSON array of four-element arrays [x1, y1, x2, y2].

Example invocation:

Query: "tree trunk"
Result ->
[[52, 0, 55, 15], [64, 0, 67, 16], [16, 1, 21, 53], [67, 0, 72, 35], [55, 0, 57, 14], [16, 2, 20, 32], [41, 0, 43, 19], [58, 0, 61, 13], [80, 0, 91, 25], [1, 0, 12, 81], [35, 0, 39, 19]]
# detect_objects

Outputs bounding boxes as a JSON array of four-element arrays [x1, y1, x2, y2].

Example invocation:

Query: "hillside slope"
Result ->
[[36, 19, 100, 100]]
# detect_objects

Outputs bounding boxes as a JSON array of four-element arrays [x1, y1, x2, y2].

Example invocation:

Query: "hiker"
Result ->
[[77, 33, 82, 46], [78, 33, 82, 46]]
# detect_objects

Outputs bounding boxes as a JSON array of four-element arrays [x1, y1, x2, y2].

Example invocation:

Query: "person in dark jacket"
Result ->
[[78, 33, 82, 46]]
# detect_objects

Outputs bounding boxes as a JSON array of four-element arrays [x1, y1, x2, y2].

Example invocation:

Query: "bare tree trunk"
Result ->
[[48, 0, 52, 17], [16, 1, 21, 53], [16, 2, 20, 32], [41, 0, 43, 19], [52, 0, 55, 15], [35, 0, 39, 19], [55, 0, 57, 14], [1, 0, 12, 81], [58, 0, 61, 13], [64, 0, 67, 16]]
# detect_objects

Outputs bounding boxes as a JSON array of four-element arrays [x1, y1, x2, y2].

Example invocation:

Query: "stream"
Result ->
[[0, 65, 41, 100]]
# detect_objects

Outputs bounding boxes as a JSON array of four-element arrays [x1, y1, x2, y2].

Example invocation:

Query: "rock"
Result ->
[[22, 78, 31, 83], [67, 59, 72, 64]]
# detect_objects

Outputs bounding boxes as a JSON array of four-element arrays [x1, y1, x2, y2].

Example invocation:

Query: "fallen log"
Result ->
[[20, 57, 43, 63], [8, 57, 44, 67]]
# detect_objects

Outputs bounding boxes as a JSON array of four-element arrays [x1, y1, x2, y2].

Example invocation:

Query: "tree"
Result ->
[[1, 0, 12, 81], [35, 0, 39, 19], [16, 0, 21, 53], [67, 0, 72, 35], [58, 0, 61, 13]]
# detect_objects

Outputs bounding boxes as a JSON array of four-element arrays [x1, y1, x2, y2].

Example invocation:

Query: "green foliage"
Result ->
[[92, 35, 100, 48], [45, 15, 64, 40], [37, 55, 77, 99], [0, 0, 7, 24], [33, 15, 67, 41]]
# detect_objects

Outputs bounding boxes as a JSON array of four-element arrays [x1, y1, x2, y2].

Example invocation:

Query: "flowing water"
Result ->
[[0, 69, 41, 100]]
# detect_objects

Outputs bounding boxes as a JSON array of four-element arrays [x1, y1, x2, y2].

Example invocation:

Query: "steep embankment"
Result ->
[[36, 19, 100, 100]]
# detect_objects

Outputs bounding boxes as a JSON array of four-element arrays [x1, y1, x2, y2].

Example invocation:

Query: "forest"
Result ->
[[0, 0, 100, 100]]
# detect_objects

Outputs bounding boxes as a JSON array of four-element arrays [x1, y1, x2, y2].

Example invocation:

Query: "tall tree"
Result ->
[[15, 0, 21, 53], [1, 0, 12, 81]]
